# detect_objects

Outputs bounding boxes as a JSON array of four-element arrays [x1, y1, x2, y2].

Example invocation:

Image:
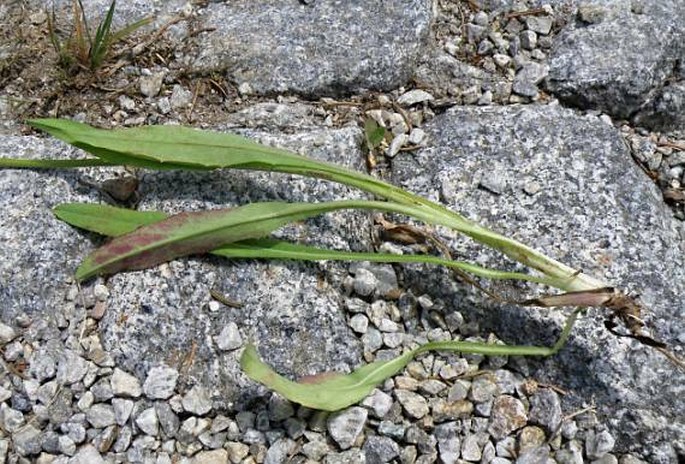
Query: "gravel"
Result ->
[[326, 406, 368, 450], [143, 365, 180, 400]]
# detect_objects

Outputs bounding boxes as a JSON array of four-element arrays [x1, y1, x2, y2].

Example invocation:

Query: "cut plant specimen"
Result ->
[[1, 119, 681, 409]]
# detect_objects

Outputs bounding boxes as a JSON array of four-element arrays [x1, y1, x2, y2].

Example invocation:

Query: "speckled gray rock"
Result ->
[[546, 0, 685, 123], [112, 398, 134, 426], [414, 49, 511, 101], [586, 430, 616, 460], [86, 404, 117, 429], [0, 140, 96, 321], [516, 446, 550, 464], [143, 366, 179, 400], [192, 449, 228, 464], [69, 444, 105, 464], [434, 422, 460, 464], [633, 81, 685, 134], [264, 438, 297, 464], [135, 407, 159, 436], [363, 435, 400, 463], [44, 0, 187, 32], [361, 389, 394, 419], [214, 322, 243, 352], [12, 424, 42, 456], [327, 406, 368, 450], [325, 448, 367, 464], [391, 104, 685, 462], [513, 62, 548, 98], [489, 395, 527, 441], [193, 0, 433, 97], [111, 368, 142, 398], [461, 433, 486, 461], [0, 322, 16, 343], [0, 404, 25, 433], [57, 350, 88, 385], [529, 389, 562, 434], [155, 401, 180, 437], [395, 390, 429, 419], [182, 386, 212, 416]]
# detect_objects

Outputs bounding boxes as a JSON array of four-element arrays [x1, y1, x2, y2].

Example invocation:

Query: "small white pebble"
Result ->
[[93, 284, 110, 302], [386, 134, 408, 158], [215, 323, 243, 351], [408, 128, 426, 145]]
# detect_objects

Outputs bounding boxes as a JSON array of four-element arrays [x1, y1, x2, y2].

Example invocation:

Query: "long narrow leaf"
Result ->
[[54, 203, 557, 286], [90, 0, 116, 68], [23, 119, 606, 291], [72, 199, 442, 281], [241, 310, 581, 411], [54, 203, 166, 236], [108, 16, 153, 43]]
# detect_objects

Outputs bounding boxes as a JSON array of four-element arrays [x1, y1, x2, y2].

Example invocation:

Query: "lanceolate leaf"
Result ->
[[72, 199, 440, 281], [241, 309, 581, 411], [55, 203, 557, 286], [20, 118, 606, 292], [240, 344, 414, 411]]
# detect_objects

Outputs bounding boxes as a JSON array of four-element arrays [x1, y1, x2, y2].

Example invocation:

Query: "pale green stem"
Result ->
[[413, 308, 582, 357], [0, 158, 116, 169]]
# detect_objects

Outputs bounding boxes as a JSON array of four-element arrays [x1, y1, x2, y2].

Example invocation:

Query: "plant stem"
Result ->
[[0, 158, 117, 169]]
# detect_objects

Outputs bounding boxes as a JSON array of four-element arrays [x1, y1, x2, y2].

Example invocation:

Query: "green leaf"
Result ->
[[55, 202, 556, 286], [108, 16, 153, 44], [23, 119, 607, 292], [364, 118, 386, 150], [240, 344, 414, 411], [73, 199, 437, 281], [53, 203, 166, 236], [241, 310, 581, 411], [90, 0, 117, 69]]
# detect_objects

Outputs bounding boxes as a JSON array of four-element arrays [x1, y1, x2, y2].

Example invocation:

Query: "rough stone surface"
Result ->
[[529, 389, 562, 434], [0, 322, 16, 343], [86, 404, 117, 429], [327, 407, 368, 450], [363, 435, 400, 463], [587, 430, 617, 460], [56, 351, 88, 386], [182, 386, 213, 416], [192, 449, 229, 464], [214, 322, 243, 352], [111, 368, 142, 398], [391, 104, 685, 460], [69, 444, 106, 464], [12, 424, 42, 456], [135, 407, 159, 436], [193, 0, 433, 97], [143, 366, 179, 400], [546, 0, 685, 125], [489, 395, 528, 440], [264, 438, 296, 464], [0, 105, 126, 323], [633, 81, 685, 134], [395, 390, 429, 419]]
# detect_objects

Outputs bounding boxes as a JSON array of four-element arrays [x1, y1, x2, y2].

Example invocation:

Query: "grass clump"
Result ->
[[47, 0, 152, 73]]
